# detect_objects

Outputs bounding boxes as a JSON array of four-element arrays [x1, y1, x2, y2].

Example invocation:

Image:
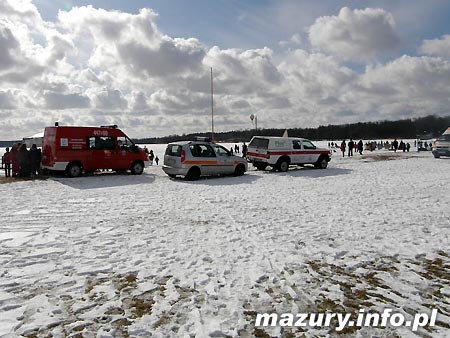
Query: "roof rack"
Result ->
[[100, 125, 118, 129]]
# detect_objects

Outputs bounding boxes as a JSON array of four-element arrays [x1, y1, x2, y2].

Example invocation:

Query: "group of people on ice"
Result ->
[[143, 147, 159, 165], [2, 143, 41, 178], [229, 143, 248, 156], [335, 139, 413, 157]]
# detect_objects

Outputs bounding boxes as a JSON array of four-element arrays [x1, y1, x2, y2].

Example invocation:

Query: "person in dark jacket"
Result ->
[[3, 147, 11, 177], [18, 144, 31, 177], [242, 142, 248, 157], [149, 149, 154, 165], [340, 140, 346, 157], [29, 144, 41, 176], [10, 143, 20, 177], [357, 140, 364, 155], [393, 139, 399, 152], [347, 139, 354, 157]]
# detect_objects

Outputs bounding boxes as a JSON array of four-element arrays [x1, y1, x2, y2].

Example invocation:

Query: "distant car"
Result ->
[[246, 136, 331, 171], [432, 127, 450, 158], [162, 138, 248, 180]]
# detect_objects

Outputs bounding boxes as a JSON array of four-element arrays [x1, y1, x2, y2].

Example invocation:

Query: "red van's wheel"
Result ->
[[66, 163, 82, 178], [130, 161, 144, 175]]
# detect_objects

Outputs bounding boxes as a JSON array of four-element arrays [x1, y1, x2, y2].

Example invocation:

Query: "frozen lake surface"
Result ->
[[0, 146, 449, 337]]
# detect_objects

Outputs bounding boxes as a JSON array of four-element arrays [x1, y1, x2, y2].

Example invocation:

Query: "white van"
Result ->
[[163, 138, 248, 180], [246, 136, 331, 171], [432, 127, 450, 158]]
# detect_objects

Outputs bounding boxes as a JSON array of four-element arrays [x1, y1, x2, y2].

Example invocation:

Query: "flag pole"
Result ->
[[210, 67, 214, 141]]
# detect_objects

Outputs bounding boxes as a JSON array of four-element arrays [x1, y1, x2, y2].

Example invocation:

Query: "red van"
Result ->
[[41, 125, 149, 177]]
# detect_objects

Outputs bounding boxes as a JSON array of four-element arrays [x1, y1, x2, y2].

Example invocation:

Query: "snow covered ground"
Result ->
[[0, 144, 449, 337]]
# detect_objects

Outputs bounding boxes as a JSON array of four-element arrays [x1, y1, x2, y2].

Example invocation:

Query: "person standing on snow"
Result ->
[[10, 143, 20, 177], [149, 149, 154, 165], [29, 144, 41, 176], [340, 140, 346, 157], [18, 144, 31, 177], [357, 140, 364, 155], [2, 147, 12, 177], [347, 139, 354, 157], [242, 142, 248, 158], [155, 156, 159, 165]]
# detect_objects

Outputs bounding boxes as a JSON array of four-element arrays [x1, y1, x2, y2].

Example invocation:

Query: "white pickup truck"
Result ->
[[246, 136, 331, 171]]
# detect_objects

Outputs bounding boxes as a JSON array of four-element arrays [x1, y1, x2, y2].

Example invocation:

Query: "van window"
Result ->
[[166, 144, 182, 156], [249, 137, 269, 149], [302, 140, 316, 150], [88, 136, 115, 150], [292, 140, 301, 150], [117, 136, 134, 148], [213, 145, 230, 156], [189, 144, 216, 158]]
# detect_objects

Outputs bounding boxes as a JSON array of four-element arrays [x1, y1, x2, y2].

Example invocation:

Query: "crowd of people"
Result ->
[[2, 143, 41, 178], [330, 139, 415, 157]]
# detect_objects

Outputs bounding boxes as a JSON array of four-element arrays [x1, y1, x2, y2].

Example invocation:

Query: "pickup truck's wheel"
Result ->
[[234, 164, 246, 176], [130, 161, 144, 175], [66, 163, 82, 178], [277, 158, 290, 172], [315, 156, 328, 169], [185, 167, 200, 181]]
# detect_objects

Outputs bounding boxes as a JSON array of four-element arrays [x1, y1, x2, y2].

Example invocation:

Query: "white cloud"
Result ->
[[0, 1, 449, 140], [420, 35, 450, 57], [90, 88, 128, 110], [309, 7, 400, 61], [43, 92, 91, 109]]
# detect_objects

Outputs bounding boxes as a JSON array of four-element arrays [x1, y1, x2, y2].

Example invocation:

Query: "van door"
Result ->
[[291, 140, 303, 164], [112, 136, 139, 169], [212, 144, 235, 174], [301, 140, 317, 163], [86, 136, 116, 170], [188, 144, 217, 175]]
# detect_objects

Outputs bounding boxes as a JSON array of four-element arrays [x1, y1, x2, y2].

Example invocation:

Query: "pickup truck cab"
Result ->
[[246, 136, 331, 171]]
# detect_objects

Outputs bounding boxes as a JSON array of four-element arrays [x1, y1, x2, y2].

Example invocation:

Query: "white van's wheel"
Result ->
[[234, 164, 246, 176], [186, 167, 200, 181], [278, 159, 289, 172], [316, 157, 328, 169], [131, 161, 144, 175], [66, 163, 82, 178]]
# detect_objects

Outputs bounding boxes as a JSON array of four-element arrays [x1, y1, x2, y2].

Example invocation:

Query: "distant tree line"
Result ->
[[135, 115, 450, 144]]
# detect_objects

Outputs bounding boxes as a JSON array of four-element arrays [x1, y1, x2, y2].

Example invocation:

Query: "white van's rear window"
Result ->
[[165, 145, 182, 156], [249, 138, 269, 149]]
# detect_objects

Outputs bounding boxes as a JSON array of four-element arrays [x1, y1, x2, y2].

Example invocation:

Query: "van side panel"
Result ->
[[41, 126, 148, 174]]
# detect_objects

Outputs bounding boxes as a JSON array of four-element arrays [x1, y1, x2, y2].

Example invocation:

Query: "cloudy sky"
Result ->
[[1, 0, 450, 139]]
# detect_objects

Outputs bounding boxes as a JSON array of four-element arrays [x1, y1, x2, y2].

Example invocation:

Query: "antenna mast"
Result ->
[[210, 67, 215, 141]]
